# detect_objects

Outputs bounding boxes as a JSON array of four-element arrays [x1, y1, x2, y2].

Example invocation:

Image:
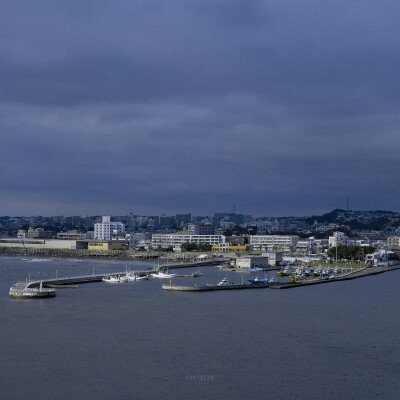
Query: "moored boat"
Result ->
[[102, 275, 124, 283], [151, 270, 176, 278], [217, 277, 229, 286], [124, 273, 148, 281], [247, 277, 268, 285]]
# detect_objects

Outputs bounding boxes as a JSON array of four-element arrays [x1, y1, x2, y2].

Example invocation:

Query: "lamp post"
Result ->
[[335, 243, 338, 267]]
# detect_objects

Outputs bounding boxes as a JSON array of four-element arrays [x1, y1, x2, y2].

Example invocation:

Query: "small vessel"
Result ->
[[268, 275, 279, 284], [134, 275, 149, 281], [123, 273, 137, 282], [191, 271, 202, 277], [102, 276, 124, 283], [151, 270, 176, 279], [247, 277, 268, 285], [217, 277, 229, 286], [290, 274, 307, 281], [124, 273, 148, 281]]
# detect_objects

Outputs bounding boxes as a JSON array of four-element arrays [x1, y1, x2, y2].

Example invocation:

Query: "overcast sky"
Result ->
[[1, 0, 400, 217]]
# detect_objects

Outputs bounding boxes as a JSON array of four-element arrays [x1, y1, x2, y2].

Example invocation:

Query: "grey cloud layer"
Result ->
[[1, 1, 399, 215]]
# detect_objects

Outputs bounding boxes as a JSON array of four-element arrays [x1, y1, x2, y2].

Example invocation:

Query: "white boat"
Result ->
[[102, 276, 124, 283], [268, 275, 279, 284], [217, 277, 229, 286], [134, 275, 149, 281], [127, 273, 148, 281], [125, 272, 148, 281], [123, 273, 137, 282], [151, 270, 176, 279]]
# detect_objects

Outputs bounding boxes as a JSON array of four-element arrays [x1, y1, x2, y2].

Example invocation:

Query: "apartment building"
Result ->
[[94, 216, 125, 240], [250, 235, 299, 252], [152, 233, 225, 248], [387, 236, 400, 249]]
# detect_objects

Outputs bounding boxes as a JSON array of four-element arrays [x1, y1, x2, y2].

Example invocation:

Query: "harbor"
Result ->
[[162, 264, 400, 292], [7, 260, 216, 298], [7, 255, 400, 298], [2, 248, 399, 400]]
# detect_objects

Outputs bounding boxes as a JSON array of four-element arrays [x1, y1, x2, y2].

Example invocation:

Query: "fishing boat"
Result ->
[[151, 270, 176, 278], [134, 275, 149, 281], [278, 266, 292, 276], [247, 277, 268, 285], [217, 277, 229, 286], [290, 273, 307, 281], [268, 275, 279, 284], [102, 275, 124, 283]]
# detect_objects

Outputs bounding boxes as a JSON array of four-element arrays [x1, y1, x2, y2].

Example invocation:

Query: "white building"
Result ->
[[296, 240, 312, 254], [328, 231, 353, 247], [236, 256, 269, 269], [152, 233, 225, 249], [94, 216, 125, 240], [261, 251, 283, 266], [387, 236, 400, 249], [365, 250, 397, 266], [250, 235, 299, 252]]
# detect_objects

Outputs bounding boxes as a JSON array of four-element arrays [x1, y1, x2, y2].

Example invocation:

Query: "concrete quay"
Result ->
[[269, 265, 400, 289], [9, 282, 56, 299], [161, 265, 400, 293], [162, 282, 271, 292]]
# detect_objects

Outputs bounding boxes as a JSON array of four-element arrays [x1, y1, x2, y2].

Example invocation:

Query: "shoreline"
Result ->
[[0, 247, 217, 262]]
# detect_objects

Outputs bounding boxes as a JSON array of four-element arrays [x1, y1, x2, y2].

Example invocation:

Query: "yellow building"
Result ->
[[88, 241, 123, 251], [212, 243, 251, 252]]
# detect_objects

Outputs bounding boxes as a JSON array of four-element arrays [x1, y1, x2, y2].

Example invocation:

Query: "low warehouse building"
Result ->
[[236, 256, 269, 270]]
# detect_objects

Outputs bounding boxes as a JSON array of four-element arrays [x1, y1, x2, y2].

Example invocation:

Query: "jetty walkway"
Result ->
[[162, 265, 400, 292], [269, 265, 400, 289]]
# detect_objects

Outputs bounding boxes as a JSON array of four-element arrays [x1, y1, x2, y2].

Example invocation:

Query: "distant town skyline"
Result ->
[[1, 2, 399, 217], [2, 206, 400, 220]]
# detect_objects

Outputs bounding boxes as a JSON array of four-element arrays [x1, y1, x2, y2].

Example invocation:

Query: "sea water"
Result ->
[[0, 256, 399, 400]]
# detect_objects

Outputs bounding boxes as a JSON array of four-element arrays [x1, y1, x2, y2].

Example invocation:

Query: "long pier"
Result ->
[[269, 265, 400, 289], [161, 265, 400, 292], [163, 282, 271, 292]]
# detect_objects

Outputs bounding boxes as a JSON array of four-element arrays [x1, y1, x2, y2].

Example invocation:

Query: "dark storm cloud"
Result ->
[[1, 0, 400, 215]]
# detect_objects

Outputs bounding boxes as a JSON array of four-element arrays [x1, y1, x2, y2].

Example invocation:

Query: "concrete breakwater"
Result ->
[[161, 265, 400, 292], [162, 282, 271, 292], [9, 269, 156, 298], [269, 265, 400, 289]]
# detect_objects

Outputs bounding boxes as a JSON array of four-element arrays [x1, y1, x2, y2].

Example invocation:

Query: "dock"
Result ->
[[269, 265, 400, 289], [162, 282, 271, 292], [162, 265, 400, 292]]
